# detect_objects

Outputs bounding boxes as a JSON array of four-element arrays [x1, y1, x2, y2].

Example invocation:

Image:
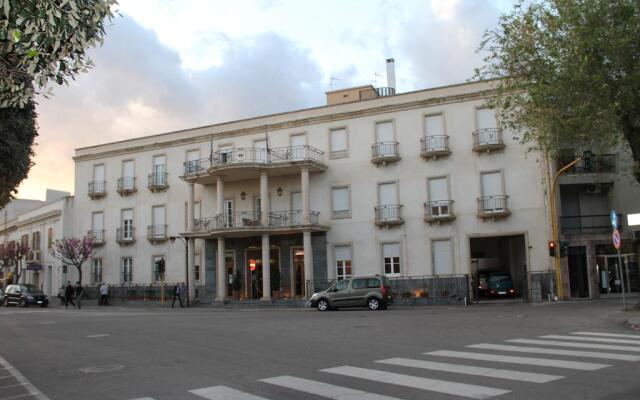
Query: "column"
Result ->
[[303, 231, 313, 298], [301, 167, 310, 224], [187, 183, 195, 302], [188, 238, 195, 301], [216, 238, 226, 302], [216, 177, 224, 217], [260, 171, 269, 225], [261, 234, 271, 301]]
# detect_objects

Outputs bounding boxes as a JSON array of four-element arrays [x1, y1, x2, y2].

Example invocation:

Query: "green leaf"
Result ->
[[26, 49, 38, 58], [11, 29, 21, 43]]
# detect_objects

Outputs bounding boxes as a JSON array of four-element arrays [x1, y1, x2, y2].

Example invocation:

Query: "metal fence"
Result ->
[[528, 270, 556, 302], [72, 284, 207, 305]]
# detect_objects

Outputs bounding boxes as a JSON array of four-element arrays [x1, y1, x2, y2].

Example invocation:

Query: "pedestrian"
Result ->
[[58, 285, 66, 306], [64, 281, 75, 308], [99, 282, 109, 306], [171, 282, 184, 308], [74, 281, 84, 309]]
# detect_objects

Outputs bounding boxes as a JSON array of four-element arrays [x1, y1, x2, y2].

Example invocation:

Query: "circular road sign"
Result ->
[[612, 229, 621, 250]]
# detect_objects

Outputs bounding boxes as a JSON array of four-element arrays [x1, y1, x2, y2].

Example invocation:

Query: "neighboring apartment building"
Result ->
[[73, 73, 562, 302], [0, 190, 74, 297]]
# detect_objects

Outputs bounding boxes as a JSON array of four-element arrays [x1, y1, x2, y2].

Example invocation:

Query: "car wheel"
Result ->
[[317, 299, 330, 311], [367, 297, 380, 310]]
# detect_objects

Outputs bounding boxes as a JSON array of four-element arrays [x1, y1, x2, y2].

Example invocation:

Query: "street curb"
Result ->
[[626, 317, 640, 332]]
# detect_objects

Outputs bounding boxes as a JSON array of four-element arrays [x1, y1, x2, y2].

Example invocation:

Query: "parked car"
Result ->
[[487, 273, 516, 298], [477, 271, 490, 298], [0, 288, 4, 303], [3, 284, 49, 307], [308, 275, 393, 311]]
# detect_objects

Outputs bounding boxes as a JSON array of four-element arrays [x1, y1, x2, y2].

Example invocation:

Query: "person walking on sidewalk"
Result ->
[[99, 282, 109, 306], [172, 282, 184, 308], [74, 281, 84, 309], [64, 281, 75, 308]]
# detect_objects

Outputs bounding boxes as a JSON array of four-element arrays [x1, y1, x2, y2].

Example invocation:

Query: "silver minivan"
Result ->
[[308, 275, 393, 311]]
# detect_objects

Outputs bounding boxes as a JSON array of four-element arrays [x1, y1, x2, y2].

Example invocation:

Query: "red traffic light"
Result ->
[[548, 241, 556, 249], [249, 259, 256, 271], [548, 240, 556, 257]]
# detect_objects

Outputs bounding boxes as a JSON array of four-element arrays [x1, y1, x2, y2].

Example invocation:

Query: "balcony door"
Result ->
[[375, 121, 394, 156], [121, 209, 133, 239], [291, 192, 302, 225], [92, 212, 104, 241], [476, 108, 499, 143], [378, 182, 397, 206], [428, 177, 450, 217], [186, 150, 199, 173], [290, 134, 306, 160], [254, 139, 267, 162], [223, 199, 233, 227], [122, 160, 134, 189], [153, 155, 166, 185], [93, 164, 105, 182], [152, 206, 165, 237], [480, 172, 504, 212], [425, 114, 446, 150]]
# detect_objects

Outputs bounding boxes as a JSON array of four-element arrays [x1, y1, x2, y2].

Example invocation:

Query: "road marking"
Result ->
[[260, 375, 403, 400], [0, 394, 39, 400], [190, 386, 270, 400], [571, 331, 640, 339], [508, 338, 640, 352], [86, 334, 110, 338], [425, 350, 609, 371], [129, 398, 155, 400], [320, 366, 510, 399], [0, 354, 50, 400], [540, 335, 640, 345], [376, 357, 563, 383], [0, 382, 27, 390], [469, 343, 640, 361]]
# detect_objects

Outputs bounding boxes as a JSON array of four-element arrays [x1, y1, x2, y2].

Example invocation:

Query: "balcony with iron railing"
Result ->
[[117, 177, 136, 195], [371, 142, 400, 165], [147, 172, 169, 192], [472, 128, 505, 153], [420, 136, 451, 159], [190, 210, 325, 237], [181, 145, 327, 183], [88, 180, 106, 199], [88, 230, 105, 246], [558, 153, 616, 174], [424, 200, 456, 223], [374, 205, 403, 227], [560, 214, 622, 235], [477, 195, 510, 219], [147, 225, 168, 243], [116, 227, 136, 245]]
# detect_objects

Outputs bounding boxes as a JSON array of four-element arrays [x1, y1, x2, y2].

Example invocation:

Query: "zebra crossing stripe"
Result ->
[[189, 386, 270, 400], [571, 332, 640, 339], [129, 398, 154, 400], [376, 357, 563, 383], [540, 335, 640, 346], [425, 350, 609, 371], [260, 375, 403, 400], [508, 338, 640, 352], [320, 365, 510, 399], [469, 343, 640, 361]]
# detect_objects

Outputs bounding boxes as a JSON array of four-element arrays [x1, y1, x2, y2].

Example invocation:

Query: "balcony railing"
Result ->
[[371, 142, 400, 164], [117, 177, 136, 195], [420, 135, 450, 158], [193, 210, 321, 233], [182, 145, 325, 176], [88, 230, 105, 245], [424, 200, 455, 223], [147, 172, 169, 191], [88, 180, 106, 198], [472, 128, 505, 152], [374, 205, 403, 226], [477, 195, 510, 218], [147, 225, 168, 242], [560, 214, 622, 235], [331, 209, 351, 219], [116, 227, 135, 244], [558, 154, 616, 174]]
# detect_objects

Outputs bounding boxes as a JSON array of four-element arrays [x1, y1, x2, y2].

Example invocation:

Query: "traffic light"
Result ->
[[559, 240, 569, 258], [157, 258, 165, 274], [548, 240, 556, 257]]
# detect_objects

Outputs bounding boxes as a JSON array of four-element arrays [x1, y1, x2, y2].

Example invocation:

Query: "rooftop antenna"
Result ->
[[373, 72, 382, 86], [329, 77, 340, 90]]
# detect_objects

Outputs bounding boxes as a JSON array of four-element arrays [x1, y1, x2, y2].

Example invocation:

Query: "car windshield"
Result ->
[[489, 275, 513, 289], [22, 285, 43, 294]]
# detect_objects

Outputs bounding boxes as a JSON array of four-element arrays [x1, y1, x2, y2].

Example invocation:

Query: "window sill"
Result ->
[[329, 151, 349, 159]]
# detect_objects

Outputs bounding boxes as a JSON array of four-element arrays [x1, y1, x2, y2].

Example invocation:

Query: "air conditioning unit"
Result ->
[[633, 230, 640, 242], [585, 184, 602, 194]]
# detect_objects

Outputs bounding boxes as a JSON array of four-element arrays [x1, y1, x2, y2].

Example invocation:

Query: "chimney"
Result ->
[[386, 58, 396, 91]]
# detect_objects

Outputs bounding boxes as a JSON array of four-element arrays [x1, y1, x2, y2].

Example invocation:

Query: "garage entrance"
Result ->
[[470, 234, 527, 301]]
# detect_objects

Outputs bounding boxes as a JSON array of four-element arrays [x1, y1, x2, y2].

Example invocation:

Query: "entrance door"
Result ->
[[225, 250, 235, 297], [291, 247, 305, 297], [245, 248, 280, 299], [568, 246, 589, 298]]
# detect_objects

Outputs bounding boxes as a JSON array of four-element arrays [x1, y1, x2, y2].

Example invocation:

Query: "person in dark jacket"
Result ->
[[64, 281, 75, 308], [74, 282, 84, 309], [172, 282, 184, 308]]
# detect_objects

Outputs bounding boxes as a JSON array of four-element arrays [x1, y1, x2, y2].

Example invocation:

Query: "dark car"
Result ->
[[477, 271, 490, 298], [487, 273, 516, 298], [308, 275, 393, 311], [3, 284, 49, 307]]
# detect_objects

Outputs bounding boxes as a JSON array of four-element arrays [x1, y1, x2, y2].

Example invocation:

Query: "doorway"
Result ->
[[568, 246, 589, 298], [291, 247, 305, 298], [597, 253, 638, 294], [225, 250, 235, 297], [245, 248, 280, 299]]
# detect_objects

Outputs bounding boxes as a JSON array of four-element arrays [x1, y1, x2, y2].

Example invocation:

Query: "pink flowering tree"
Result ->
[[0, 241, 30, 283], [54, 237, 95, 285]]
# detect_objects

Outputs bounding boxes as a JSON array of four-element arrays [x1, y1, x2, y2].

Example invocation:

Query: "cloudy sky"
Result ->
[[19, 0, 515, 200]]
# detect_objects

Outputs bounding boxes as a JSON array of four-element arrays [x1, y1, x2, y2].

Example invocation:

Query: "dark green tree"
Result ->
[[476, 0, 640, 181]]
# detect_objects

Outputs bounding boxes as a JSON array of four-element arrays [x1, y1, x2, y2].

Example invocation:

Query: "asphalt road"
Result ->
[[0, 301, 639, 400]]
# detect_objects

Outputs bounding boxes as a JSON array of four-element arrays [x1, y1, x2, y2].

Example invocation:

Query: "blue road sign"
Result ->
[[610, 210, 618, 229]]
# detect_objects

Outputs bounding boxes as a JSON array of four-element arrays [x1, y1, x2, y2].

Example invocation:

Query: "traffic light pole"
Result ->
[[549, 156, 581, 300]]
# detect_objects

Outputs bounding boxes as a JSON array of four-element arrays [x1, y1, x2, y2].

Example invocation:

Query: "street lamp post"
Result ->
[[169, 236, 189, 307]]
